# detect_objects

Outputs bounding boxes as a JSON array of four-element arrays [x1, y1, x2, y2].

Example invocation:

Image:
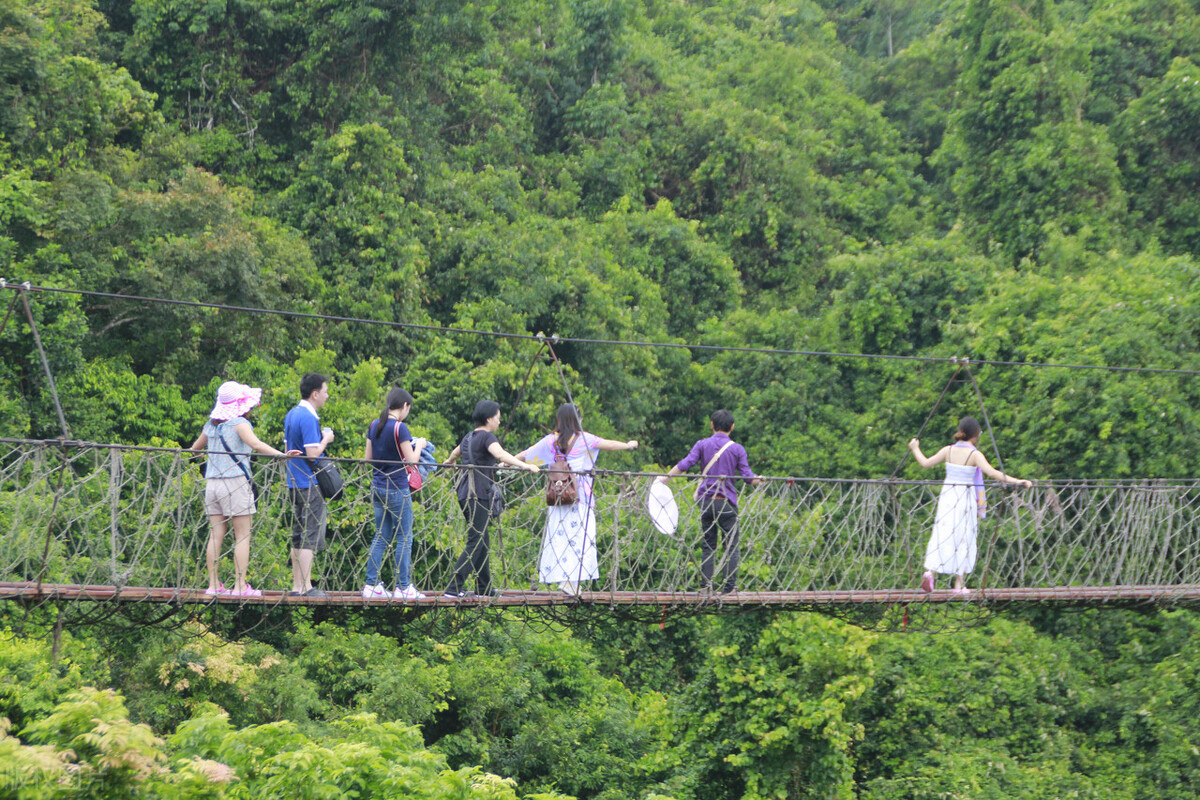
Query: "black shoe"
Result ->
[[304, 588, 327, 598], [442, 590, 475, 600]]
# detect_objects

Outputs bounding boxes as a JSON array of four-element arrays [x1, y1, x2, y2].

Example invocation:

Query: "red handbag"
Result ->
[[391, 421, 424, 492]]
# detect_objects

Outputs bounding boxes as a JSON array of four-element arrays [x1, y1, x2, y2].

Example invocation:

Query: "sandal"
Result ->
[[920, 571, 935, 593]]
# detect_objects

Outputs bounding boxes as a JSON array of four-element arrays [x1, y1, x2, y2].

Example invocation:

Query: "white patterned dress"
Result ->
[[520, 432, 600, 584]]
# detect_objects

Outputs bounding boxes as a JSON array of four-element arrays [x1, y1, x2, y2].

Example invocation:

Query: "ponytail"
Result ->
[[374, 387, 414, 440]]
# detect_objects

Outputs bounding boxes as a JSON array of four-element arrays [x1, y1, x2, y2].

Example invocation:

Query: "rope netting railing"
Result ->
[[3, 439, 1200, 623]]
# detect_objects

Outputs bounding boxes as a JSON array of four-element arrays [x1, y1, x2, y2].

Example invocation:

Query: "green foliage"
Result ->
[[277, 122, 436, 362], [1114, 56, 1200, 255], [0, 627, 101, 732], [3, 0, 1197, 477], [289, 620, 449, 725], [59, 358, 198, 444], [171, 707, 574, 800], [112, 623, 322, 733], [600, 199, 741, 340], [943, 0, 1128, 262], [1076, 0, 1200, 125], [429, 621, 666, 800], [0, 680, 575, 800], [668, 614, 874, 800], [944, 248, 1200, 478], [9, 0, 1200, 795], [0, 0, 159, 173]]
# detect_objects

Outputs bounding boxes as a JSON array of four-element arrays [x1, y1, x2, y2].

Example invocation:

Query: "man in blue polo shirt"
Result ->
[[284, 373, 335, 597], [657, 409, 760, 593]]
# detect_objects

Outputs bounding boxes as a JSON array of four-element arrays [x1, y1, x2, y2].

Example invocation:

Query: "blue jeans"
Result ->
[[366, 484, 414, 588]]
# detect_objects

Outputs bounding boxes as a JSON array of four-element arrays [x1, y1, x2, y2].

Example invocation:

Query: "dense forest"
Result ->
[[3, 0, 1200, 797]]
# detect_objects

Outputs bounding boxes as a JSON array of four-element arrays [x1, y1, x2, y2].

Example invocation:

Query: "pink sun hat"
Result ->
[[208, 381, 263, 421]]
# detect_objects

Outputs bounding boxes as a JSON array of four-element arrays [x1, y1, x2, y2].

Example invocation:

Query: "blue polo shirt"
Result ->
[[284, 401, 323, 489]]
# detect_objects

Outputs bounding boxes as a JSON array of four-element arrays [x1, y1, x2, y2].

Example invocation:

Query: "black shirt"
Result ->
[[457, 429, 500, 500]]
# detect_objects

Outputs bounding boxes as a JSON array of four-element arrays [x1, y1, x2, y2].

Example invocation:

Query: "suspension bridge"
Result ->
[[3, 438, 1199, 629], [3, 281, 1200, 631]]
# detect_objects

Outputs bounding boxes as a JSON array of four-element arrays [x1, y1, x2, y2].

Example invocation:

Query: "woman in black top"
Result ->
[[442, 400, 538, 598]]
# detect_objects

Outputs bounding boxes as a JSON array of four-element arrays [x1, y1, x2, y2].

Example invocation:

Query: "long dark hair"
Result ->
[[555, 403, 582, 453], [374, 387, 414, 440], [953, 416, 981, 442]]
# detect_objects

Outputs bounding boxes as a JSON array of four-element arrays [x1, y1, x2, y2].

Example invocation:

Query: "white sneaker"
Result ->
[[393, 585, 427, 600], [362, 583, 387, 598]]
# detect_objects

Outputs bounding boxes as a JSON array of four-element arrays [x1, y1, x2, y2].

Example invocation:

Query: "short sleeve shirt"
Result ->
[[366, 418, 412, 491], [457, 429, 500, 499], [203, 417, 253, 479], [284, 403, 322, 489]]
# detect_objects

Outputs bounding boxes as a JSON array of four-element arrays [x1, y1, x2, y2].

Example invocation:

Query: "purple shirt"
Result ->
[[675, 432, 756, 507]]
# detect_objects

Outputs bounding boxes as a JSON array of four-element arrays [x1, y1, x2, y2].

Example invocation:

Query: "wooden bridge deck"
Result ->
[[4, 582, 1200, 608]]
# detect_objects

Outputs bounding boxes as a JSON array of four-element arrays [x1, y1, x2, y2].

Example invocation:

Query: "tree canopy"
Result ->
[[4, 0, 1200, 797]]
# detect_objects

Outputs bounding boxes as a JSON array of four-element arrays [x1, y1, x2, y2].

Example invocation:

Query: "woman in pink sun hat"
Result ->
[[190, 381, 299, 598]]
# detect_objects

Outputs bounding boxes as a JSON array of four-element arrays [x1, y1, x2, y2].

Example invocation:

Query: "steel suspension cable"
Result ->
[[889, 362, 966, 479], [8, 281, 1200, 377]]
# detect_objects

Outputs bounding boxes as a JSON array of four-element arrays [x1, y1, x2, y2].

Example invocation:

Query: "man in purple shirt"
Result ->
[[657, 409, 760, 593]]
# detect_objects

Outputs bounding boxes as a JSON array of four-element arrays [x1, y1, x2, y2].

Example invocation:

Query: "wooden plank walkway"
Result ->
[[3, 582, 1200, 608]]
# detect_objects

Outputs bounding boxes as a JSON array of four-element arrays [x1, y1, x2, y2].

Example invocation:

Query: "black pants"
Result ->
[[700, 496, 739, 592], [446, 498, 492, 594]]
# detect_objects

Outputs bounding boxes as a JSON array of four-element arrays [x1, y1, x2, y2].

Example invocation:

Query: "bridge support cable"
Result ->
[[1, 282, 72, 440]]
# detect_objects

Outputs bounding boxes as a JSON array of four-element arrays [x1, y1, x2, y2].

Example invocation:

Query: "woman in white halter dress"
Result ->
[[907, 416, 1033, 594]]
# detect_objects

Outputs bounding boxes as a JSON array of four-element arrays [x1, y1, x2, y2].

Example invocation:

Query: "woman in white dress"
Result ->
[[517, 404, 638, 595], [908, 417, 1032, 594]]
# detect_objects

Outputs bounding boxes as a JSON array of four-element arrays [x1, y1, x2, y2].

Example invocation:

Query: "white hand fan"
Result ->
[[647, 481, 679, 536]]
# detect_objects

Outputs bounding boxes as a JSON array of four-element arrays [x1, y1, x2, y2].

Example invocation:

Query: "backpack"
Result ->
[[545, 435, 579, 506]]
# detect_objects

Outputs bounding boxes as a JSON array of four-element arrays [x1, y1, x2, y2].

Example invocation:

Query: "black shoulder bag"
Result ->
[[456, 431, 504, 518], [306, 453, 344, 501]]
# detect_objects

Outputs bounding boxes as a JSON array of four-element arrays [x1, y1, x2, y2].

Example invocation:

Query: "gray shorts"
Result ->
[[204, 477, 256, 518], [290, 486, 327, 552]]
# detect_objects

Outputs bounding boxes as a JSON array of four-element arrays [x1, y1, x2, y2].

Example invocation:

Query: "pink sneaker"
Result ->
[[920, 572, 935, 593], [229, 584, 262, 598], [204, 582, 227, 597]]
